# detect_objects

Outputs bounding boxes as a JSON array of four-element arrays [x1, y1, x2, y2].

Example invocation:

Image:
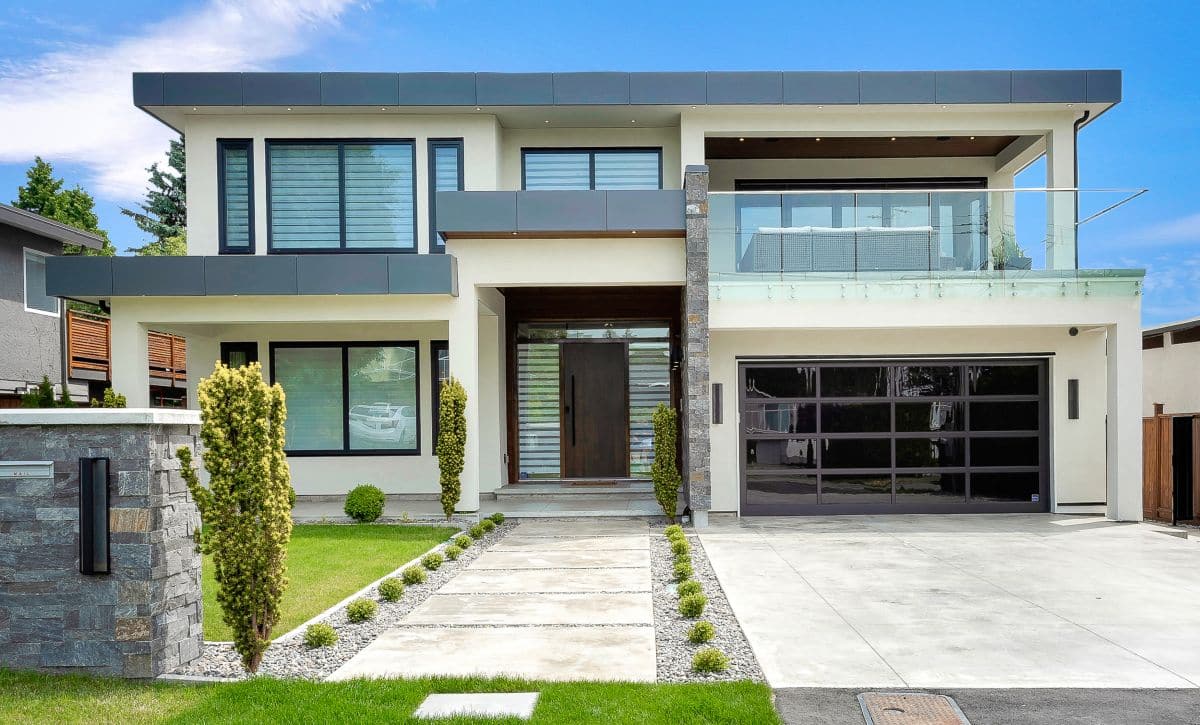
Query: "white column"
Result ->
[[447, 290, 480, 513], [109, 303, 150, 408], [1045, 123, 1076, 270], [1106, 318, 1143, 521], [185, 335, 220, 410]]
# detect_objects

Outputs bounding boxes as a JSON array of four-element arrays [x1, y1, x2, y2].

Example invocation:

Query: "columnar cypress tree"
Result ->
[[651, 403, 682, 522], [436, 377, 467, 520], [178, 362, 291, 673]]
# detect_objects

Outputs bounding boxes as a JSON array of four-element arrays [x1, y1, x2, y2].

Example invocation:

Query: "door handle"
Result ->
[[569, 374, 577, 446]]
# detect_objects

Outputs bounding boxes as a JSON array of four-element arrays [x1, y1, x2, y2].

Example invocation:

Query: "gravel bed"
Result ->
[[173, 520, 517, 681], [651, 527, 765, 683]]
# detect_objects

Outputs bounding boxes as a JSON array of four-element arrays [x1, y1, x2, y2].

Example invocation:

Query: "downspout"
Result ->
[[1072, 110, 1092, 269], [59, 297, 69, 402]]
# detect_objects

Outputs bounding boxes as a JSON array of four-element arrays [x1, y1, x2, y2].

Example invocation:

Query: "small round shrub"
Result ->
[[691, 647, 729, 673], [344, 484, 386, 523], [402, 565, 427, 585], [670, 538, 691, 557], [454, 534, 473, 549], [679, 592, 708, 618], [488, 512, 505, 524], [444, 544, 463, 561], [288, 486, 297, 509], [378, 577, 404, 602], [468, 523, 486, 539], [673, 559, 694, 582], [664, 524, 684, 540], [687, 620, 716, 644], [676, 579, 703, 598], [480, 519, 496, 533], [346, 598, 378, 623], [422, 552, 444, 571], [303, 622, 337, 648]]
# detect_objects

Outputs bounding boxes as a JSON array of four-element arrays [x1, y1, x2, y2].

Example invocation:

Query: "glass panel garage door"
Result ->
[[740, 359, 1048, 515]]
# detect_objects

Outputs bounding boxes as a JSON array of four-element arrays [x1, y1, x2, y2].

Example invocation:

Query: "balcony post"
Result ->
[[1045, 123, 1077, 269], [683, 165, 711, 526]]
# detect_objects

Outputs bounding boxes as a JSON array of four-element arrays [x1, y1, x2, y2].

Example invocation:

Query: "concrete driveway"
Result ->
[[700, 514, 1200, 689]]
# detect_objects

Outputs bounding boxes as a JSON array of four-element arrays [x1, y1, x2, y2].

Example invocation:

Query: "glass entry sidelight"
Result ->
[[516, 322, 671, 480]]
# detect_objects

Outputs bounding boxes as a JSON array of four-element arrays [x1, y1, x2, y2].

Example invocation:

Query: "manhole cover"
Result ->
[[858, 692, 971, 725]]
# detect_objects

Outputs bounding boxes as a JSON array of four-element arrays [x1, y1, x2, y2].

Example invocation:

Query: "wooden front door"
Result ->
[[560, 342, 629, 478], [1143, 414, 1173, 523]]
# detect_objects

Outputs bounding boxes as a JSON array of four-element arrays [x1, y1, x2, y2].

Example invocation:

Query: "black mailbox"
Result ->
[[79, 457, 110, 575]]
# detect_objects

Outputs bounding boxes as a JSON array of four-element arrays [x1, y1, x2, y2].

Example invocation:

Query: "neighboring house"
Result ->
[[0, 203, 104, 406], [48, 70, 1144, 523], [1143, 317, 1200, 416]]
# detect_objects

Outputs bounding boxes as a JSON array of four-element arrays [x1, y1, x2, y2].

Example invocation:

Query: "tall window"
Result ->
[[271, 342, 420, 454], [218, 139, 254, 253], [428, 140, 463, 253], [23, 249, 57, 316], [522, 149, 662, 191], [430, 340, 449, 441], [267, 140, 415, 252]]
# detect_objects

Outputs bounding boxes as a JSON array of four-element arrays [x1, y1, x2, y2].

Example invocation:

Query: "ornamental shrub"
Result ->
[[346, 598, 377, 623], [21, 376, 61, 408], [444, 544, 463, 561], [663, 524, 685, 540], [688, 620, 716, 644], [673, 559, 693, 582], [679, 592, 708, 619], [480, 519, 496, 533], [422, 552, 444, 571], [468, 523, 486, 540], [344, 484, 385, 523], [436, 377, 467, 520], [378, 577, 404, 602], [651, 404, 682, 522], [454, 534, 473, 549], [488, 512, 505, 524], [402, 565, 427, 585], [178, 362, 292, 673], [670, 538, 691, 557], [303, 623, 337, 648], [677, 579, 703, 598], [692, 647, 729, 673]]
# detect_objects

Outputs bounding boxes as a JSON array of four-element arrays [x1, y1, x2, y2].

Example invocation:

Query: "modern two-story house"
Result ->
[[47, 70, 1144, 524]]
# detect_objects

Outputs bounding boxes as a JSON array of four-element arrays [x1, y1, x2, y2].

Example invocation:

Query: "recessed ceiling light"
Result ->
[[631, 119, 636, 123], [475, 106, 481, 111], [941, 105, 948, 109], [691, 105, 697, 109], [511, 231, 518, 235], [738, 137, 745, 142], [1067, 103, 1074, 108], [381, 107, 387, 111], [191, 106, 197, 111], [286, 107, 292, 111], [544, 119, 550, 124], [817, 105, 823, 110], [969, 136, 975, 140], [631, 230, 638, 234], [815, 137, 821, 142], [890, 137, 896, 141]]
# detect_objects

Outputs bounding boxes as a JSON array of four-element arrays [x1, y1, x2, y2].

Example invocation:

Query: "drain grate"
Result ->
[[858, 692, 971, 725]]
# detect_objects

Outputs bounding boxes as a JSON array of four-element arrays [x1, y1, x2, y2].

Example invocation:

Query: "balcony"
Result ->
[[67, 308, 188, 391], [708, 188, 1145, 299]]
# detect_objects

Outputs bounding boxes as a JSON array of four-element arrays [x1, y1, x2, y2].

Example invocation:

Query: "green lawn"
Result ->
[[0, 670, 781, 724], [203, 524, 459, 641]]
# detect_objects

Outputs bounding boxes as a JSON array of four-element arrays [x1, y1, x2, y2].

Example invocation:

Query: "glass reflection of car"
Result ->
[[349, 402, 415, 444]]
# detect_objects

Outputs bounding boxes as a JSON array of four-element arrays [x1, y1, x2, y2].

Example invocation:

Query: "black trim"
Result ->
[[1057, 501, 1106, 507], [265, 139, 417, 254], [521, 147, 663, 191], [427, 139, 463, 253], [217, 139, 255, 254], [431, 340, 449, 443], [220, 341, 259, 367], [269, 340, 421, 456]]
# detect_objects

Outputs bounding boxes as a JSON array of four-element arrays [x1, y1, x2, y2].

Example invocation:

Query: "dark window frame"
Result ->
[[1171, 326, 1200, 346], [265, 138, 417, 255], [428, 139, 463, 254], [430, 340, 449, 443], [269, 340, 421, 456], [217, 139, 255, 254], [220, 341, 259, 367], [520, 147, 664, 191]]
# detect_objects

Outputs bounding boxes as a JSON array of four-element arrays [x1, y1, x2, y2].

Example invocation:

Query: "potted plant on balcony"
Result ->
[[991, 231, 1032, 271]]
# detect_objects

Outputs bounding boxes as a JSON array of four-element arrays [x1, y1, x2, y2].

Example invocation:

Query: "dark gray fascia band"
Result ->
[[434, 189, 685, 238]]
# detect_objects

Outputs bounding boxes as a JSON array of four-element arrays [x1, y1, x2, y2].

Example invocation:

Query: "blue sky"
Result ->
[[1, 0, 1196, 324]]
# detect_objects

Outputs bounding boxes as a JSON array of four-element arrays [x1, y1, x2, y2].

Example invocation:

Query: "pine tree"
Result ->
[[122, 137, 186, 255], [12, 157, 115, 256]]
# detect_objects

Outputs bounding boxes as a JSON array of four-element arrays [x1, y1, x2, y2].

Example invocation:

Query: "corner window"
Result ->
[[431, 340, 449, 441], [522, 148, 662, 191], [271, 342, 419, 455], [23, 249, 58, 316], [428, 140, 463, 253], [267, 140, 416, 253], [218, 140, 254, 253]]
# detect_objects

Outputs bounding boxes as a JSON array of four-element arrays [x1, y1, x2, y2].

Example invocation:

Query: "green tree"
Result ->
[[651, 403, 682, 522], [12, 157, 115, 256], [122, 137, 186, 255], [436, 377, 467, 520], [178, 362, 292, 673]]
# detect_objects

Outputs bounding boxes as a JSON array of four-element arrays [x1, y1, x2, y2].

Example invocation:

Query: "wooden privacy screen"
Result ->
[[1142, 412, 1200, 524], [68, 309, 187, 385]]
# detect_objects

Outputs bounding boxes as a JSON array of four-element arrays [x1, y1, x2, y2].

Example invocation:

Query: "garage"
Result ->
[[739, 358, 1049, 515]]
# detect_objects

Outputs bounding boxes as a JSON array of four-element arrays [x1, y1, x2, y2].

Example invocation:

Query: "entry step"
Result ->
[[493, 481, 655, 498]]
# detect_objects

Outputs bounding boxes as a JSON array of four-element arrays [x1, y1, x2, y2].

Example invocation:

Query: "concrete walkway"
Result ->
[[701, 514, 1200, 690], [330, 518, 656, 682]]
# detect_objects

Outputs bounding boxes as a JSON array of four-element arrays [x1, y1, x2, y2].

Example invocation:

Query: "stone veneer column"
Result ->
[[0, 409, 203, 678], [683, 165, 711, 527]]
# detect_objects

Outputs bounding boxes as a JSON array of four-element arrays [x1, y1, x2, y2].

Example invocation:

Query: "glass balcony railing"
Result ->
[[708, 188, 1145, 281]]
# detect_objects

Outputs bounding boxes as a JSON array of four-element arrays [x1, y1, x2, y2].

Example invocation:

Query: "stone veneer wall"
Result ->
[[683, 165, 711, 526], [0, 409, 203, 678]]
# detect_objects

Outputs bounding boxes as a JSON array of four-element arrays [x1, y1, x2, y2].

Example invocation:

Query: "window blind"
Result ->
[[269, 144, 341, 249], [219, 142, 252, 251]]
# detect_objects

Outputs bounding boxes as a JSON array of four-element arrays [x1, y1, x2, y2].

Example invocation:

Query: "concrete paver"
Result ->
[[471, 549, 648, 570], [404, 592, 653, 625], [439, 567, 651, 594]]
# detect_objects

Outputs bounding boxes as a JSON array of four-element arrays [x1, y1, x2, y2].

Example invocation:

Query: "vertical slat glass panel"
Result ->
[[524, 152, 590, 190], [431, 143, 461, 250], [628, 341, 671, 477], [344, 143, 414, 249], [347, 345, 418, 450], [517, 343, 561, 478], [269, 144, 340, 249], [273, 347, 344, 450], [221, 144, 251, 250], [593, 151, 660, 190]]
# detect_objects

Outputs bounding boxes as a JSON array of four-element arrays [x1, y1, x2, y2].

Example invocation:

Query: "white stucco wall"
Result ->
[[1143, 335, 1200, 416]]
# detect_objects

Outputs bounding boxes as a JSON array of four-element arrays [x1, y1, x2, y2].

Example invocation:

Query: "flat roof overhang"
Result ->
[[436, 189, 684, 240], [45, 254, 458, 303], [133, 70, 1121, 130]]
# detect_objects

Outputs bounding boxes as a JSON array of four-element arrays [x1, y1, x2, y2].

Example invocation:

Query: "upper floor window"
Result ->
[[218, 139, 254, 254], [522, 148, 662, 191], [23, 249, 57, 316], [428, 139, 463, 253], [267, 140, 415, 253]]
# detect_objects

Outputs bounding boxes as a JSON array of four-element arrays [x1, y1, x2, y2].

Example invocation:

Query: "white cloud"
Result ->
[[0, 0, 361, 199], [1140, 251, 1200, 325], [1135, 212, 1200, 246]]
